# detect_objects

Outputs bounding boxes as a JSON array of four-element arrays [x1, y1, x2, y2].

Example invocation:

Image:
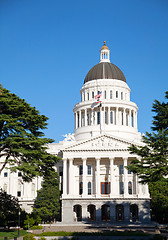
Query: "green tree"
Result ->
[[149, 180, 168, 223], [0, 85, 60, 181], [128, 91, 168, 183], [0, 188, 19, 227], [34, 172, 60, 223], [128, 91, 168, 223]]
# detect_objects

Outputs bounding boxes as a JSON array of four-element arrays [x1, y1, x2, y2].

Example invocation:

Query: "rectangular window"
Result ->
[[101, 182, 110, 194], [59, 167, 63, 176], [119, 165, 123, 175], [105, 111, 108, 124], [87, 93, 89, 100], [79, 182, 83, 195], [110, 111, 113, 124], [92, 92, 94, 99], [88, 182, 91, 195], [4, 172, 8, 177], [128, 181, 132, 194], [104, 90, 106, 99], [97, 112, 100, 124], [17, 191, 21, 197], [121, 92, 123, 100], [18, 172, 22, 177], [79, 165, 83, 175], [116, 91, 118, 98], [128, 168, 131, 174], [87, 113, 90, 126], [110, 90, 112, 99], [87, 165, 91, 175], [120, 182, 124, 194]]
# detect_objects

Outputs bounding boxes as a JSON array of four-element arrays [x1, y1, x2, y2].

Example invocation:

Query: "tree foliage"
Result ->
[[128, 91, 168, 183], [0, 85, 60, 181], [0, 188, 19, 227], [149, 180, 168, 223], [34, 172, 60, 223]]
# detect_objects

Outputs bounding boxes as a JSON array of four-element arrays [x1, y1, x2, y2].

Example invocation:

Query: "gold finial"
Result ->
[[101, 41, 109, 50]]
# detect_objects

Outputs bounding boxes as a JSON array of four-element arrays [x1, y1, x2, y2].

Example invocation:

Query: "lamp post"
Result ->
[[18, 208, 21, 237]]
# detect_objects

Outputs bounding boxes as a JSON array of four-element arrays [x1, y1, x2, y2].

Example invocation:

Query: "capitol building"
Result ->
[[0, 42, 151, 223]]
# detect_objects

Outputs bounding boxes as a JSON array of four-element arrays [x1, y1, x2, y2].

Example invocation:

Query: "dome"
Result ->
[[101, 41, 109, 50], [84, 62, 126, 84]]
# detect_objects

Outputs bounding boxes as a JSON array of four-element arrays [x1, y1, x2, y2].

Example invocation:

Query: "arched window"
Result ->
[[79, 182, 83, 195], [88, 182, 91, 195], [128, 181, 132, 195], [101, 204, 110, 221], [130, 204, 138, 222], [116, 204, 124, 221], [73, 205, 82, 221], [87, 204, 96, 221]]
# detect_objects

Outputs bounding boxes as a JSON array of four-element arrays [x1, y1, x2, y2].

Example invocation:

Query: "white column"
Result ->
[[84, 109, 87, 126], [79, 110, 81, 128], [110, 158, 114, 197], [123, 108, 126, 126], [82, 158, 87, 196], [95, 109, 97, 125], [123, 158, 128, 197], [133, 110, 136, 128], [108, 107, 110, 124], [63, 158, 67, 196], [69, 158, 73, 195], [129, 109, 131, 127], [96, 158, 100, 197], [91, 109, 93, 125], [75, 112, 78, 129]]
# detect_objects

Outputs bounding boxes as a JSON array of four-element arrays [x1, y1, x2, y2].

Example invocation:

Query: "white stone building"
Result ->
[[0, 42, 151, 223]]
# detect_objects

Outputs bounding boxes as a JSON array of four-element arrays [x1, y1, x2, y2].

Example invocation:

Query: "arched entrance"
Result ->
[[101, 204, 110, 221], [87, 204, 96, 221], [73, 205, 82, 221], [130, 204, 138, 222], [116, 204, 124, 221]]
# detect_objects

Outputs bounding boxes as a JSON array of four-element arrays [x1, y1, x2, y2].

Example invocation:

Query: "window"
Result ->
[[126, 113, 128, 126], [104, 90, 106, 99], [77, 114, 79, 128], [79, 165, 83, 175], [18, 172, 22, 177], [105, 111, 108, 124], [110, 111, 113, 124], [4, 172, 8, 177], [59, 167, 63, 176], [87, 113, 91, 125], [17, 191, 21, 197], [97, 112, 100, 124], [128, 181, 132, 195], [87, 165, 91, 175], [110, 90, 112, 99], [79, 182, 83, 195], [88, 182, 91, 195], [116, 91, 118, 98], [92, 92, 94, 99], [119, 182, 124, 194], [101, 182, 110, 194], [119, 165, 123, 175], [121, 92, 123, 100], [128, 168, 131, 174], [87, 93, 89, 100]]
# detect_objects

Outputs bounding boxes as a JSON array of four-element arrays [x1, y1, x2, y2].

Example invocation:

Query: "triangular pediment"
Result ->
[[63, 134, 140, 152]]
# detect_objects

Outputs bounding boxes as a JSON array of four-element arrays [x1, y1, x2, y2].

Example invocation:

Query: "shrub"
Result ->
[[23, 234, 36, 240], [31, 225, 43, 230]]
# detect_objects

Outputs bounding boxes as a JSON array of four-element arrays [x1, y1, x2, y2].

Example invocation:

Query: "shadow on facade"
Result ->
[[73, 200, 151, 226]]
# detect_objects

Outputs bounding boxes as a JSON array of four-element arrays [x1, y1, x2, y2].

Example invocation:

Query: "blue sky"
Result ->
[[0, 0, 168, 142]]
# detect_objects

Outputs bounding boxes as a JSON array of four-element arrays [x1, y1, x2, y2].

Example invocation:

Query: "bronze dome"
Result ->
[[84, 62, 126, 84]]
